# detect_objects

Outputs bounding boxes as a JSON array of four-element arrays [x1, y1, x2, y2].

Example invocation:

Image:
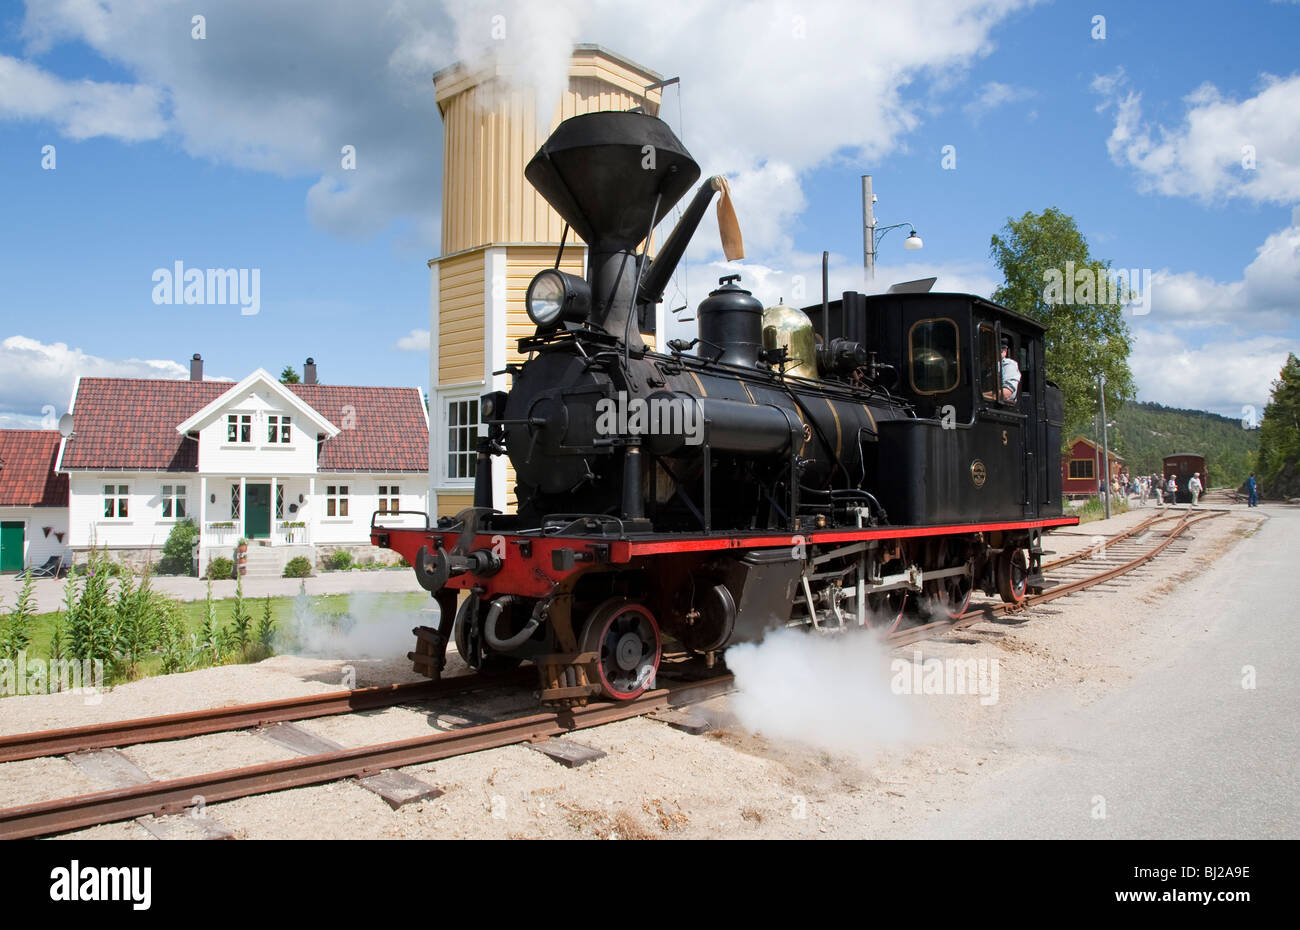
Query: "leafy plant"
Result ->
[[198, 581, 220, 664], [67, 549, 117, 670], [206, 557, 234, 580], [256, 595, 276, 658], [283, 556, 312, 578], [229, 575, 251, 658], [327, 550, 353, 571], [0, 570, 37, 660], [159, 518, 199, 575]]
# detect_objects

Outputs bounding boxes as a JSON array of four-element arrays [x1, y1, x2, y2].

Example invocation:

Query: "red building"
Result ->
[[1061, 435, 1123, 498]]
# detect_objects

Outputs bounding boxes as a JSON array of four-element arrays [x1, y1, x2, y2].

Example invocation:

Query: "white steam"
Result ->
[[285, 591, 435, 660], [444, 0, 583, 130], [723, 628, 920, 762]]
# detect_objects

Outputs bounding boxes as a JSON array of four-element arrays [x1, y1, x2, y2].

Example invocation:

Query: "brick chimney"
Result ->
[[190, 353, 203, 381], [304, 357, 317, 385]]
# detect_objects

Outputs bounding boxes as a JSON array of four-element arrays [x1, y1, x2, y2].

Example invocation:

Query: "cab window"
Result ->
[[909, 319, 959, 394], [978, 325, 999, 398]]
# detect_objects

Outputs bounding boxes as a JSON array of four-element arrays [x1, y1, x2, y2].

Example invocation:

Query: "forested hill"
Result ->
[[1098, 401, 1258, 488]]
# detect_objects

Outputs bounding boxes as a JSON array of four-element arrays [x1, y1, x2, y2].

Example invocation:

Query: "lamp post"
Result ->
[[1099, 373, 1111, 519], [862, 175, 922, 285]]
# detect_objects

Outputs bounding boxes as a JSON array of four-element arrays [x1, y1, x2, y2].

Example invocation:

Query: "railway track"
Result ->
[[0, 508, 1227, 839]]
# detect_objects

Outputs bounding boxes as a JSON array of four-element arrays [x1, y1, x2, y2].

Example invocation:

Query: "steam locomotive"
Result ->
[[374, 110, 1078, 704]]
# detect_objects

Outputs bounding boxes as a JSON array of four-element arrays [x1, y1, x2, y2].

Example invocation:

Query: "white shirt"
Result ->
[[1000, 355, 1021, 401]]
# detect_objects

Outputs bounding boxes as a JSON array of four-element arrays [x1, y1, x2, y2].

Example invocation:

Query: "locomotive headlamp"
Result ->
[[480, 390, 508, 422], [526, 269, 591, 330]]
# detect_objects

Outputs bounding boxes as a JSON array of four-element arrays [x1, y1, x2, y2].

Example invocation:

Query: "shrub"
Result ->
[[255, 595, 276, 658], [159, 518, 199, 575], [327, 550, 354, 571], [283, 556, 313, 578], [0, 570, 37, 660], [206, 557, 235, 580]]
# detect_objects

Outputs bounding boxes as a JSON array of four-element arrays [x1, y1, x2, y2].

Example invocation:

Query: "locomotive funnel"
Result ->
[[525, 111, 700, 253], [526, 111, 700, 347]]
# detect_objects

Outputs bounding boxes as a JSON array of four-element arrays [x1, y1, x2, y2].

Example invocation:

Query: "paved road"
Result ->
[[913, 504, 1299, 839]]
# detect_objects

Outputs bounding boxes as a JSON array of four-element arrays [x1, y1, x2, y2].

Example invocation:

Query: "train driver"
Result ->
[[998, 336, 1021, 402]]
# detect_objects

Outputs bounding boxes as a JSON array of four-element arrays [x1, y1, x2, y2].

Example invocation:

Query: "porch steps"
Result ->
[[242, 544, 288, 578]]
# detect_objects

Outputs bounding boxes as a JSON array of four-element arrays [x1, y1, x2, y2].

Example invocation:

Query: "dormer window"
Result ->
[[268, 415, 291, 443], [227, 414, 252, 443]]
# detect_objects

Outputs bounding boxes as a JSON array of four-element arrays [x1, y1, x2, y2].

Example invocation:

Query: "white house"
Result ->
[[0, 430, 70, 574], [55, 357, 429, 574]]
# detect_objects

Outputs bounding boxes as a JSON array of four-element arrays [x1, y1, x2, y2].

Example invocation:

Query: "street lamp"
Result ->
[[862, 175, 922, 284]]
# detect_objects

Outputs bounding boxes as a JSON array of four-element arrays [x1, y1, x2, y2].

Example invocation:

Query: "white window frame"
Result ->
[[439, 392, 481, 488], [160, 483, 188, 520], [267, 414, 292, 444], [325, 484, 350, 519], [378, 484, 401, 515], [103, 484, 130, 519], [227, 413, 253, 444]]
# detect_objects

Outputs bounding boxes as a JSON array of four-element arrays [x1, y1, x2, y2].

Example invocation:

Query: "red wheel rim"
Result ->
[[581, 600, 661, 701]]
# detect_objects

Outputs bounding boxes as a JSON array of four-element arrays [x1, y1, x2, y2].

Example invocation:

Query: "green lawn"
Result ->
[[14, 590, 431, 685]]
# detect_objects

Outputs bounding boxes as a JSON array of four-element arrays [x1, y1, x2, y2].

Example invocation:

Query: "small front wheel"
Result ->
[[579, 598, 662, 701]]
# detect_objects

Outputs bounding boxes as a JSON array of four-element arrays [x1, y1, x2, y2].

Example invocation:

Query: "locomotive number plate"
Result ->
[[970, 459, 987, 488]]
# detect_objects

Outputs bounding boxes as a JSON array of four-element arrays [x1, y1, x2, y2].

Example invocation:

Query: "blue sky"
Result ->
[[1, 0, 1297, 427]]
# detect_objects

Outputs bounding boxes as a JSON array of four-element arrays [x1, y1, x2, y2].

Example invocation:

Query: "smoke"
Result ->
[[283, 590, 435, 660], [443, 0, 583, 130], [722, 627, 923, 762]]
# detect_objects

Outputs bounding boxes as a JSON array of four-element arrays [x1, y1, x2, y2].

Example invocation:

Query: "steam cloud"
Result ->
[[285, 591, 433, 660], [723, 628, 920, 762]]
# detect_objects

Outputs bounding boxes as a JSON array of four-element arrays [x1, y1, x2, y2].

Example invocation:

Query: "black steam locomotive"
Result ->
[[375, 110, 1077, 703]]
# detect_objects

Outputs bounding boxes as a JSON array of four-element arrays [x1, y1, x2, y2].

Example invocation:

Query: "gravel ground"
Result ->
[[0, 503, 1271, 839]]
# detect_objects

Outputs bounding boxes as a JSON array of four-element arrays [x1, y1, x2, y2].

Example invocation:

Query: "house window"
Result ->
[[326, 485, 349, 517], [276, 484, 284, 519], [161, 484, 187, 519], [103, 484, 129, 519], [231, 484, 241, 519], [378, 485, 400, 514], [1069, 459, 1096, 480], [445, 398, 479, 481], [227, 414, 252, 443], [268, 415, 291, 443]]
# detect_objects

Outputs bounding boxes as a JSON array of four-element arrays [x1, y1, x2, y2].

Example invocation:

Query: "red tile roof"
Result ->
[[59, 377, 428, 472], [0, 430, 68, 506]]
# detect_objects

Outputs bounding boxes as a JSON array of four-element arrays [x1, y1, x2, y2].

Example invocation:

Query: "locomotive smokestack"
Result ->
[[525, 111, 700, 348]]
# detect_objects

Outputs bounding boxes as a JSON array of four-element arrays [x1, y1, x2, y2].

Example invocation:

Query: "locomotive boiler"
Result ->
[[374, 109, 1078, 704]]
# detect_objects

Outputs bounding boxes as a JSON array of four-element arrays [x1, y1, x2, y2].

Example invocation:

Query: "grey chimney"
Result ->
[[304, 357, 317, 385], [190, 353, 203, 381]]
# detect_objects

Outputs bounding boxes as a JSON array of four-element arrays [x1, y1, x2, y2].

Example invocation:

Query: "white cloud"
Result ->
[[1094, 68, 1300, 204], [0, 54, 166, 141], [1129, 328, 1292, 417], [0, 335, 189, 420], [1145, 207, 1300, 330], [395, 328, 430, 351], [963, 80, 1034, 122], [8, 0, 1032, 252]]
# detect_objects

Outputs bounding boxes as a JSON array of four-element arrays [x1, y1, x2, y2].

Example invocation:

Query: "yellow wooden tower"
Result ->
[[428, 45, 665, 516]]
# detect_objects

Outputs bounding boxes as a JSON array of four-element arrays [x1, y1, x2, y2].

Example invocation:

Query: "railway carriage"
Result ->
[[374, 110, 1078, 704]]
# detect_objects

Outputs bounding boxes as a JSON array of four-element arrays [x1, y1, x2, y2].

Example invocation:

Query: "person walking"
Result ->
[[1188, 472, 1203, 507], [1152, 473, 1162, 505], [1246, 473, 1258, 508], [1166, 475, 1178, 505]]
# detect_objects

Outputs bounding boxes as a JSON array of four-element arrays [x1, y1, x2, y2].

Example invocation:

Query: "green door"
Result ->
[[0, 522, 24, 573], [246, 484, 272, 539]]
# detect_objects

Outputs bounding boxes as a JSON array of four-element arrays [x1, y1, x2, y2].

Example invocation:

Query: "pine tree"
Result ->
[[1257, 353, 1300, 498]]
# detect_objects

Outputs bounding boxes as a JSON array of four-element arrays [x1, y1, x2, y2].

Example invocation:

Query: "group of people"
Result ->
[[1105, 471, 1204, 507]]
